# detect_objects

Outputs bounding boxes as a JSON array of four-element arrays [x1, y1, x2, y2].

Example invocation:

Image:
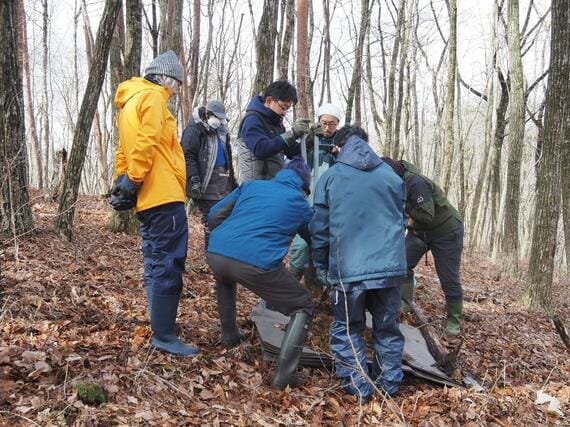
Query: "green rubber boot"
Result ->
[[445, 300, 463, 336], [400, 277, 414, 313]]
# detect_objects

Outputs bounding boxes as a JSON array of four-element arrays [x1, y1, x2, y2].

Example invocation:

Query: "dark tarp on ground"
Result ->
[[251, 302, 462, 388]]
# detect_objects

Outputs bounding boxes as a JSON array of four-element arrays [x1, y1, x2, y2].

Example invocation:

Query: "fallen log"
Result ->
[[410, 301, 461, 378], [552, 315, 570, 351]]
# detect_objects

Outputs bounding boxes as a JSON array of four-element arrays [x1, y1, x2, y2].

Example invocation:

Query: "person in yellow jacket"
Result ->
[[110, 50, 198, 356]]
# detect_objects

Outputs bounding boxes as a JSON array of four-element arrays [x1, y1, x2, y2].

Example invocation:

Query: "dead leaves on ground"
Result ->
[[0, 193, 568, 425]]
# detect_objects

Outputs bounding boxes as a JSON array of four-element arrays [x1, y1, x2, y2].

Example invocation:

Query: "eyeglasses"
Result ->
[[320, 120, 338, 128], [276, 100, 293, 113]]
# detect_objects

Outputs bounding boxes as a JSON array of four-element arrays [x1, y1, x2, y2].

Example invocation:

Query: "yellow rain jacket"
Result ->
[[114, 77, 186, 212]]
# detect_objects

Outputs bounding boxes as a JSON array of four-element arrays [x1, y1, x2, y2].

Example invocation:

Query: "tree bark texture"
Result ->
[[501, 0, 525, 274], [344, 0, 370, 125], [16, 0, 42, 189], [296, 0, 309, 118], [384, 0, 405, 155], [42, 0, 51, 189], [440, 0, 457, 193], [0, 0, 33, 236], [252, 0, 278, 96], [124, 0, 142, 78], [525, 0, 568, 311], [55, 0, 121, 241], [277, 0, 295, 80]]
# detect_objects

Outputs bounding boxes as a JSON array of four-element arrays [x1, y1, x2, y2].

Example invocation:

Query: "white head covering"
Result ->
[[316, 103, 343, 122]]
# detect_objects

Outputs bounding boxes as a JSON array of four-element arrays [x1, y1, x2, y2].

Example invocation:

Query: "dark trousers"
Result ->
[[137, 202, 188, 295], [406, 222, 464, 302], [330, 286, 404, 397], [195, 199, 218, 251], [206, 252, 313, 317]]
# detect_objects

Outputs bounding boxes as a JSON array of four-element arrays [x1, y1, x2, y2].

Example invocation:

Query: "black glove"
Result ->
[[190, 176, 202, 199], [109, 174, 140, 211], [279, 118, 311, 147], [305, 123, 323, 150]]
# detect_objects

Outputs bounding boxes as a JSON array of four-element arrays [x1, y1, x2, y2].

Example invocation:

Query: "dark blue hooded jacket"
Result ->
[[309, 135, 407, 285], [241, 96, 288, 159], [207, 169, 313, 270]]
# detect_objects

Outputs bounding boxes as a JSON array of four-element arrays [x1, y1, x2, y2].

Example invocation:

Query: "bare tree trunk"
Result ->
[[187, 0, 200, 109], [384, 0, 405, 154], [296, 0, 309, 118], [199, 0, 214, 106], [277, 0, 295, 79], [440, 0, 457, 193], [252, 0, 278, 96], [525, 0, 568, 310], [124, 0, 141, 78], [345, 0, 370, 124], [55, 0, 121, 241], [41, 0, 51, 190], [366, 24, 382, 146], [319, 0, 332, 105], [16, 0, 42, 189], [392, 0, 414, 157], [563, 104, 570, 275], [501, 0, 525, 275], [0, 0, 33, 236], [81, 0, 110, 190]]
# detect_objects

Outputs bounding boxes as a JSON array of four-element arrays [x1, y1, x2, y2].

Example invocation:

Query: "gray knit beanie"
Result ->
[[144, 50, 184, 83]]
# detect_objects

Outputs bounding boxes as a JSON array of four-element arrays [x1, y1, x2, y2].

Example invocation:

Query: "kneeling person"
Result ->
[[206, 157, 314, 389]]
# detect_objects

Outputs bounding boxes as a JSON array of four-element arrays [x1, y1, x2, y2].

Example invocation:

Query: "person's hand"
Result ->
[[291, 118, 311, 138], [190, 176, 202, 199], [306, 123, 323, 150], [316, 267, 330, 287], [109, 174, 140, 211], [280, 118, 311, 148]]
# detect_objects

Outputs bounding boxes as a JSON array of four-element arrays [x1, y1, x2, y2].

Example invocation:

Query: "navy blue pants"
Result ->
[[406, 222, 464, 302], [330, 285, 404, 397], [137, 202, 188, 296]]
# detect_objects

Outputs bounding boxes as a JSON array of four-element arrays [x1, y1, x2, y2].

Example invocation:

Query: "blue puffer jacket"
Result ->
[[207, 169, 314, 270], [309, 135, 407, 284]]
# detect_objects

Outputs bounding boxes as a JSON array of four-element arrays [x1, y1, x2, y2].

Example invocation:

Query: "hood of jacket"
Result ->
[[335, 135, 382, 171], [273, 168, 304, 193], [400, 159, 422, 175], [190, 106, 229, 137], [246, 95, 284, 127], [114, 77, 169, 109]]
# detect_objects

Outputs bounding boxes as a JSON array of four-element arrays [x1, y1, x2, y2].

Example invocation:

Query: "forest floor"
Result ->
[[1, 193, 569, 426]]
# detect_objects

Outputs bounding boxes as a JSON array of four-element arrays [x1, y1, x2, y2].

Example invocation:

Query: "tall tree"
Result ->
[[55, 0, 122, 240], [251, 0, 278, 96], [440, 0, 457, 192], [41, 0, 51, 189], [296, 0, 309, 118], [344, 0, 370, 124], [124, 0, 142, 78], [16, 0, 42, 189], [501, 0, 525, 274], [187, 0, 200, 108], [525, 0, 568, 310], [277, 0, 295, 79], [108, 0, 140, 235], [0, 0, 33, 236]]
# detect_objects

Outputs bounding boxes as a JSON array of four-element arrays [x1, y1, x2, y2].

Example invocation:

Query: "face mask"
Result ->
[[207, 116, 221, 129]]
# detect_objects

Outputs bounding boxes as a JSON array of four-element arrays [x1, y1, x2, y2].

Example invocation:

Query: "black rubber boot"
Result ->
[[400, 277, 414, 313], [215, 282, 245, 347], [272, 311, 312, 389], [150, 292, 200, 356]]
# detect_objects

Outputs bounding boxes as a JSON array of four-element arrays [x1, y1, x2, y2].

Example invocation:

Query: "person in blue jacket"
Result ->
[[310, 125, 407, 401], [235, 80, 311, 182], [205, 156, 315, 389]]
